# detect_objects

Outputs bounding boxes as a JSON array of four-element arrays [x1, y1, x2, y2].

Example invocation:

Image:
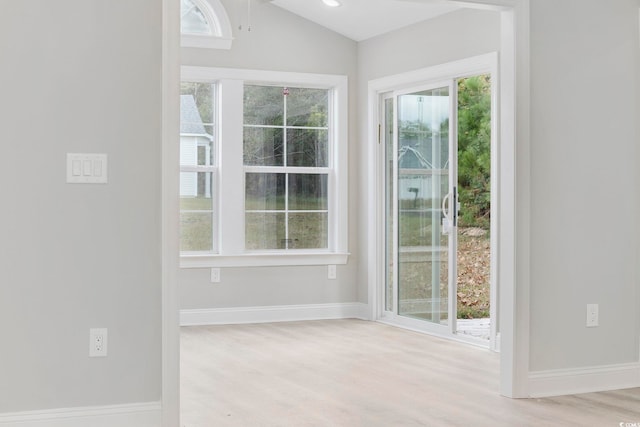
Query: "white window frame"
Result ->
[[180, 66, 349, 268], [181, 0, 233, 50]]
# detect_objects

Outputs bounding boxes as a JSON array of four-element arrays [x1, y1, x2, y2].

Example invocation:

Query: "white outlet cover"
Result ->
[[89, 328, 108, 357], [328, 265, 337, 280], [586, 304, 599, 328], [211, 268, 221, 283]]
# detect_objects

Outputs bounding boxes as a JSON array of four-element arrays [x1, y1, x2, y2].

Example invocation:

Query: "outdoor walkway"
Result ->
[[456, 317, 491, 341]]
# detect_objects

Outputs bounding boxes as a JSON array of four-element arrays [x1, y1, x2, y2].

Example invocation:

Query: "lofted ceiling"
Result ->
[[269, 0, 461, 42]]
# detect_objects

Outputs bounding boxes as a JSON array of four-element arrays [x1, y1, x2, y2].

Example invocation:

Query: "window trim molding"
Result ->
[[180, 66, 350, 268], [181, 252, 350, 268], [181, 0, 233, 50]]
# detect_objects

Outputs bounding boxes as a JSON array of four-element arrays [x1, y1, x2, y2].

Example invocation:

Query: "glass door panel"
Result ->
[[381, 71, 495, 348], [396, 86, 451, 325]]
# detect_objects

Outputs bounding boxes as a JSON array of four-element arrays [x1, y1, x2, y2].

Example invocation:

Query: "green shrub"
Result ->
[[457, 75, 491, 229]]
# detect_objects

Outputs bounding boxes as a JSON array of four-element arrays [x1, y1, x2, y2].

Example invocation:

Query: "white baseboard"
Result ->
[[0, 402, 161, 427], [528, 362, 640, 397], [180, 302, 369, 326]]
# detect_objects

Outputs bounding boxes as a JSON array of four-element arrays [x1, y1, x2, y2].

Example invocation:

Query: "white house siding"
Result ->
[[180, 172, 198, 197], [180, 136, 198, 197], [180, 136, 198, 165]]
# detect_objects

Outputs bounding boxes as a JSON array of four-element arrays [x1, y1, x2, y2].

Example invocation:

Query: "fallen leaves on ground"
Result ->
[[457, 230, 490, 318]]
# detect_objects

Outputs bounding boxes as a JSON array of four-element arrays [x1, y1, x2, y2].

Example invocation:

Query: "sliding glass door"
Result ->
[[384, 82, 457, 333], [382, 73, 496, 347]]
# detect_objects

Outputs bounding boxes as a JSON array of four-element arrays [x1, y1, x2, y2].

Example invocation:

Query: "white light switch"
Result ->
[[72, 160, 81, 176], [93, 160, 103, 177], [67, 153, 108, 184]]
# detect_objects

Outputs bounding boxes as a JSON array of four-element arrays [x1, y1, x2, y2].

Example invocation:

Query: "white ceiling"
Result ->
[[270, 0, 461, 42]]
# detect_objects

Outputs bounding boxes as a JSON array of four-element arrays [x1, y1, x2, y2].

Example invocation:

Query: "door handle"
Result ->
[[453, 186, 458, 227], [441, 192, 453, 235]]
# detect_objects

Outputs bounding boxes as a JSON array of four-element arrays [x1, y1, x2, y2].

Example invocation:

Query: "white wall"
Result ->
[[0, 0, 162, 414], [528, 0, 640, 372], [178, 0, 360, 311]]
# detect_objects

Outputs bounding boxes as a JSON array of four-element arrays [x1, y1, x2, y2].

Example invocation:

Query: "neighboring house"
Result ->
[[180, 94, 213, 198], [398, 145, 447, 206]]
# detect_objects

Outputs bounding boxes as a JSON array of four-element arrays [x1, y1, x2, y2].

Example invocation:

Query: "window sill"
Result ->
[[180, 252, 350, 268], [181, 35, 233, 50]]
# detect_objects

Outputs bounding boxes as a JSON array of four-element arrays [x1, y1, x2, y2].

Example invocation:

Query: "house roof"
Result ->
[[181, 94, 209, 136], [399, 146, 432, 169]]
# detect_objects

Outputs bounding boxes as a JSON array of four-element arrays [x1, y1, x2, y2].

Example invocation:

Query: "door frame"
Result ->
[[366, 0, 531, 398], [161, 0, 181, 424], [371, 54, 498, 347]]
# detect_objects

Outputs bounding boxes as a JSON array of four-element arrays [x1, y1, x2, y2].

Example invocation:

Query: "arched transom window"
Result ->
[[181, 0, 232, 49]]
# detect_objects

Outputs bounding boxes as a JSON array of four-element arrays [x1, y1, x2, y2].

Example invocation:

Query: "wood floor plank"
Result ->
[[181, 319, 640, 426]]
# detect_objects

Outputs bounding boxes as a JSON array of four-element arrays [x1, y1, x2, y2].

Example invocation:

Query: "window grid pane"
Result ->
[[180, 81, 217, 253], [243, 85, 329, 169], [181, 0, 212, 35], [245, 172, 329, 250]]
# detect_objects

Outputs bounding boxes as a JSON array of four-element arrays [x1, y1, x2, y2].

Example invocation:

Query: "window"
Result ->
[[180, 67, 349, 268], [179, 82, 217, 252], [181, 0, 210, 34], [180, 0, 233, 49], [244, 85, 330, 250]]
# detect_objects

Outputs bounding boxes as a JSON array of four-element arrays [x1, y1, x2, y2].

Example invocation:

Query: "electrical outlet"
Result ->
[[89, 328, 108, 357], [328, 265, 337, 280], [211, 268, 221, 283], [586, 304, 599, 327]]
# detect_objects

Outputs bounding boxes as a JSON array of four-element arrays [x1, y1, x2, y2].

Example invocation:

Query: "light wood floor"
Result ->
[[181, 319, 640, 426]]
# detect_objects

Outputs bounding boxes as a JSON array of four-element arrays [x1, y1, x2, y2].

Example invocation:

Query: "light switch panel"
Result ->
[[67, 153, 108, 184]]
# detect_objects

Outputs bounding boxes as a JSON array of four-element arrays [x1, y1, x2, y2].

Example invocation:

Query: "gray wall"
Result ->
[[179, 0, 360, 310], [528, 0, 640, 371], [357, 8, 501, 82], [356, 9, 501, 303], [0, 0, 162, 413], [358, 2, 640, 375], [1, 0, 638, 416], [179, 6, 501, 311]]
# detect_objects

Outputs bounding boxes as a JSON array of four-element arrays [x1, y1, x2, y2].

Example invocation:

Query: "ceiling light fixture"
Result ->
[[322, 0, 341, 7]]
